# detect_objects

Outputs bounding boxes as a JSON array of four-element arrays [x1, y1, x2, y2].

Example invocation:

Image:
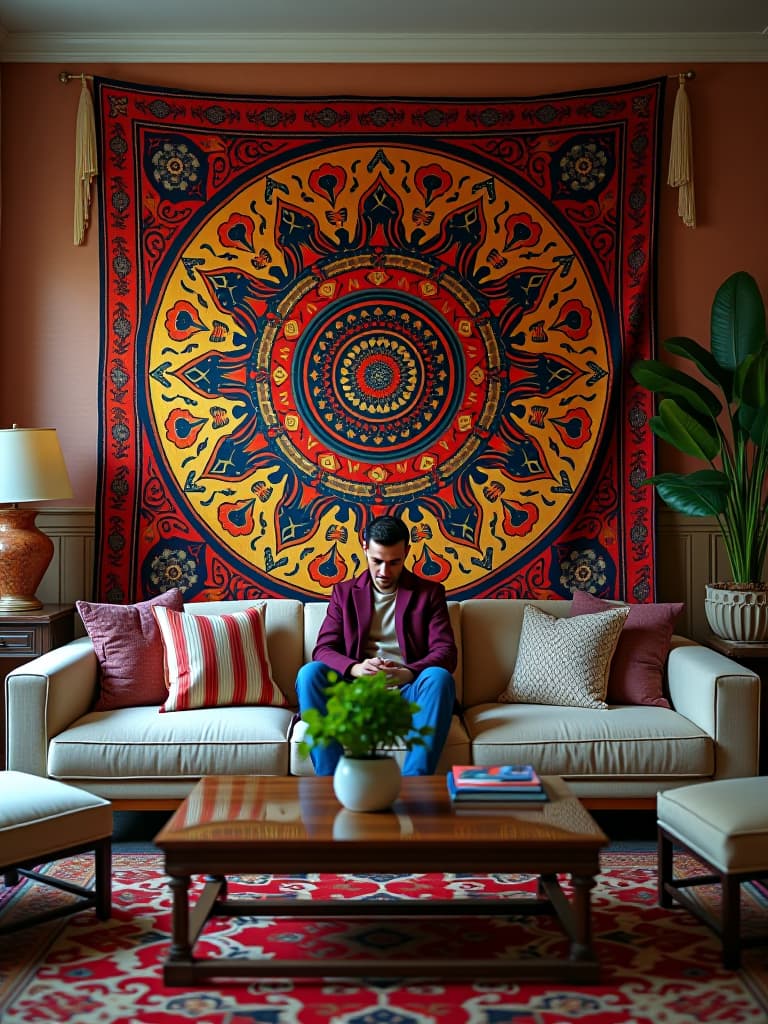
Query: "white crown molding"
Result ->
[[1, 31, 766, 63]]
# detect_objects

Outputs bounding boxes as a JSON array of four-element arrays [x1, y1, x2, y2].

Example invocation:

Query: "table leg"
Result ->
[[167, 873, 192, 961], [569, 874, 596, 961], [206, 874, 227, 899]]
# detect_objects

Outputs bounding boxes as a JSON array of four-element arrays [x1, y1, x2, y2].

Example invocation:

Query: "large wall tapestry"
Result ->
[[94, 78, 664, 603]]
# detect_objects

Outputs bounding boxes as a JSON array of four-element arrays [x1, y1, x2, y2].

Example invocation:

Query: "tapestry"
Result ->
[[94, 79, 664, 603], [1, 852, 766, 1023]]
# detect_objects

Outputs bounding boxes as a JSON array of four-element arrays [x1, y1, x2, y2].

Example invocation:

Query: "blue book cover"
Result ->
[[446, 773, 548, 802], [450, 764, 543, 791]]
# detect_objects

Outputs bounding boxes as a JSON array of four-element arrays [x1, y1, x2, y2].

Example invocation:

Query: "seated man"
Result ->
[[296, 514, 457, 775]]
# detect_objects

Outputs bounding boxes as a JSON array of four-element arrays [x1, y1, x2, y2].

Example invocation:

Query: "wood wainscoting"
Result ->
[[36, 506, 729, 643]]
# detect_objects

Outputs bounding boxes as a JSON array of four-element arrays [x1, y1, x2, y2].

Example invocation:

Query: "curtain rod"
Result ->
[[58, 69, 697, 84]]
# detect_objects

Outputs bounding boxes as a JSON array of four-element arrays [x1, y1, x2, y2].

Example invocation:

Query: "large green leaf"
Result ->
[[739, 401, 768, 447], [630, 360, 721, 417], [711, 271, 766, 371], [647, 470, 730, 516], [653, 399, 720, 461], [663, 336, 733, 397], [736, 344, 768, 409]]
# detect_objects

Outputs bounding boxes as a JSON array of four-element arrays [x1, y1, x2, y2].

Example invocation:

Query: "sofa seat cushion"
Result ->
[[47, 705, 295, 781], [464, 703, 714, 780], [289, 714, 471, 777]]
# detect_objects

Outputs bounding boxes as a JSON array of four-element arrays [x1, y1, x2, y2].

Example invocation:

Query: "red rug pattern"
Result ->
[[0, 851, 766, 1023]]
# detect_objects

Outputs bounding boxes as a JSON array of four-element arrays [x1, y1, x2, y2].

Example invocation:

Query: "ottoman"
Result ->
[[0, 771, 112, 933], [657, 777, 768, 968]]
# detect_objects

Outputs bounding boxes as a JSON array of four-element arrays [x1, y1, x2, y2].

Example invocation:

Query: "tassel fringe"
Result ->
[[668, 74, 696, 228], [74, 77, 98, 246]]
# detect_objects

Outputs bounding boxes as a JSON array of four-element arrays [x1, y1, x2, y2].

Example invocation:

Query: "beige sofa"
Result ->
[[4, 598, 760, 810]]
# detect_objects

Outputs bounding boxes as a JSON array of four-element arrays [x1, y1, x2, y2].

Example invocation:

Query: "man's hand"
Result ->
[[351, 658, 414, 686]]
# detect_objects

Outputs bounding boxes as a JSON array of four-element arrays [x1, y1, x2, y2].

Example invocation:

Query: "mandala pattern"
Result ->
[[94, 81, 664, 602]]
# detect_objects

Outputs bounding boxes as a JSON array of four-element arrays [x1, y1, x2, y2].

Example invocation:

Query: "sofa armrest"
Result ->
[[4, 638, 98, 776], [667, 639, 760, 778]]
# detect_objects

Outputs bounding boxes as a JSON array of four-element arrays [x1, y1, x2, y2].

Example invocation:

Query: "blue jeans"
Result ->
[[295, 661, 456, 776]]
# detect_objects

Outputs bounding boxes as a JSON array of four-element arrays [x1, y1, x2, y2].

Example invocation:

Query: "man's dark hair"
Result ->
[[364, 515, 409, 547]]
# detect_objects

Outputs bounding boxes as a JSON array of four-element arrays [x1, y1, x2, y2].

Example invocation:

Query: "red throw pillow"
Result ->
[[77, 589, 185, 710], [569, 590, 684, 707]]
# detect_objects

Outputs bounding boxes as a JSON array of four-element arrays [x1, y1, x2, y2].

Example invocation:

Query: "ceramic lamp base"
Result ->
[[0, 508, 52, 612]]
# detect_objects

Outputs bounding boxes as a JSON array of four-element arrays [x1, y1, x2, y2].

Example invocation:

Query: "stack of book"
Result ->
[[446, 764, 548, 811]]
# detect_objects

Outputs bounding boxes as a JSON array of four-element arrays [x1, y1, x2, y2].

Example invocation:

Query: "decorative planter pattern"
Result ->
[[705, 584, 768, 642]]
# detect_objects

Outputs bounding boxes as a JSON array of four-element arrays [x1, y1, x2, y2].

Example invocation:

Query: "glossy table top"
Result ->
[[156, 775, 608, 875]]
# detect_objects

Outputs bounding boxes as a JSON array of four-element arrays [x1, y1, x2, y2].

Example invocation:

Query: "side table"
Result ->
[[0, 604, 76, 769], [703, 634, 768, 776]]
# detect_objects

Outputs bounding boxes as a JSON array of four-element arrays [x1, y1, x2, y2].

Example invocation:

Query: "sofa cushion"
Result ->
[[76, 589, 184, 710], [154, 604, 289, 712], [47, 705, 295, 779], [570, 590, 684, 707], [464, 702, 714, 781], [498, 603, 629, 709]]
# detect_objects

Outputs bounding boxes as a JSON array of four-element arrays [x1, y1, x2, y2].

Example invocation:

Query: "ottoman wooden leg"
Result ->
[[657, 827, 674, 908], [721, 874, 742, 969], [95, 837, 112, 921]]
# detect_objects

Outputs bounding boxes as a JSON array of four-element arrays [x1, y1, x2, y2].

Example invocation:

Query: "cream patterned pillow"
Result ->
[[498, 603, 630, 709]]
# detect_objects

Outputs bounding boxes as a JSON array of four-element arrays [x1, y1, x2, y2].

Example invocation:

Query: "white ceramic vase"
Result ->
[[333, 754, 401, 812], [705, 583, 768, 642]]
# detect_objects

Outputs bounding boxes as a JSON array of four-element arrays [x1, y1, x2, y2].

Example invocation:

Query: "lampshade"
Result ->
[[0, 426, 73, 612], [0, 427, 73, 503]]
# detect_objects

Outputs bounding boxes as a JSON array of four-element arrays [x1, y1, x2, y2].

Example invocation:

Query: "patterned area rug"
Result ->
[[94, 79, 664, 604], [0, 852, 765, 1023]]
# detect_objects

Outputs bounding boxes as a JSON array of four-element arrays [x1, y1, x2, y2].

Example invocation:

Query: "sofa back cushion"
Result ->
[[460, 599, 572, 707], [185, 599, 304, 706]]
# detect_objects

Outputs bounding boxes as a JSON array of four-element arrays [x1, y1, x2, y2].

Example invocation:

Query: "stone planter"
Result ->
[[333, 754, 401, 812], [705, 583, 768, 642]]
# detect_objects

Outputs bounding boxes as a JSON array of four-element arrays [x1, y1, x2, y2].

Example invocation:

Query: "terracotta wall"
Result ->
[[1, 61, 766, 505]]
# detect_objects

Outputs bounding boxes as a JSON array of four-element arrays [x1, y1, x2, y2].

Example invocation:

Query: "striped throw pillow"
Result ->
[[153, 604, 288, 712]]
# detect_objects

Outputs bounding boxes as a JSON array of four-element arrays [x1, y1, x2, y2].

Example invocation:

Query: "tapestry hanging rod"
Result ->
[[57, 69, 697, 84]]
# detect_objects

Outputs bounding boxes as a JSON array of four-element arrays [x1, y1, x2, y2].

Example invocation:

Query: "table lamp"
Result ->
[[0, 425, 73, 612]]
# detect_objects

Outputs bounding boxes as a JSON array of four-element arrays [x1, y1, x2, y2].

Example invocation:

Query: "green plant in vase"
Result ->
[[299, 670, 434, 811], [631, 270, 768, 639], [299, 670, 433, 759]]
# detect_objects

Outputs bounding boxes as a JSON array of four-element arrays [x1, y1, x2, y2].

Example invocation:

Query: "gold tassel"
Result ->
[[668, 73, 696, 228], [74, 76, 98, 245]]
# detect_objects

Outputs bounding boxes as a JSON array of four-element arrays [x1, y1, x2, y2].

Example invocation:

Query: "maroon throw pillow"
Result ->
[[77, 589, 185, 710], [569, 590, 684, 707]]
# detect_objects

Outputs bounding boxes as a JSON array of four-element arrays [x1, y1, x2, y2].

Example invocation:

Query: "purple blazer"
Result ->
[[312, 568, 457, 680]]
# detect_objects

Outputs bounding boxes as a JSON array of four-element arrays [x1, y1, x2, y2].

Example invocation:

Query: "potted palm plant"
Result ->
[[631, 270, 768, 640], [298, 670, 433, 811]]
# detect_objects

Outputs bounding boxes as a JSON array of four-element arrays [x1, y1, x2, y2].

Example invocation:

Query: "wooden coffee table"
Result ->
[[155, 774, 608, 985]]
